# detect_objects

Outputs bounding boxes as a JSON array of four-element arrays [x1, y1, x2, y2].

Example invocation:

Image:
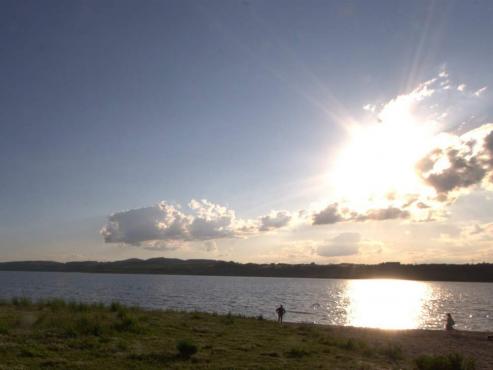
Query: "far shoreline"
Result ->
[[1, 257, 493, 283]]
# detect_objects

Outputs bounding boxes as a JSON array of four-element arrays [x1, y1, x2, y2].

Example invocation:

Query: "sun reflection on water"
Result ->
[[344, 279, 432, 329]]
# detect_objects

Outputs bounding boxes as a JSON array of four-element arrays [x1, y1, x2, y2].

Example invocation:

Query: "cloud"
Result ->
[[363, 104, 376, 112], [457, 84, 466, 92], [474, 86, 487, 97], [102, 196, 414, 249], [355, 207, 410, 221], [312, 203, 343, 225], [317, 233, 361, 257], [259, 210, 291, 231], [417, 124, 493, 198], [485, 130, 493, 167], [101, 199, 293, 246], [101, 199, 255, 246], [312, 204, 409, 225]]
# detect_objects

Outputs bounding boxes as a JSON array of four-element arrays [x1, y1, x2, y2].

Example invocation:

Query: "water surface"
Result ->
[[0, 271, 492, 331]]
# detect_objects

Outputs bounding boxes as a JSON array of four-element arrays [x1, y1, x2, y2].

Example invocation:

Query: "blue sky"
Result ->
[[1, 0, 493, 262]]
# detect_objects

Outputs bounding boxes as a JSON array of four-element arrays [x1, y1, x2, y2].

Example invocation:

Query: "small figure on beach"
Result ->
[[276, 304, 286, 324], [445, 313, 455, 330]]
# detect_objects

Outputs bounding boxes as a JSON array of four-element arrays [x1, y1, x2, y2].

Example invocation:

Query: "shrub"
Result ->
[[286, 347, 309, 358], [176, 339, 198, 359], [415, 353, 476, 370]]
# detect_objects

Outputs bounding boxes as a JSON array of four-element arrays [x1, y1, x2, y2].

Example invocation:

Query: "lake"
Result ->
[[0, 271, 492, 331]]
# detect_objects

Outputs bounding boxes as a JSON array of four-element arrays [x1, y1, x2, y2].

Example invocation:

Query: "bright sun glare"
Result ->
[[345, 279, 431, 329], [330, 94, 438, 208]]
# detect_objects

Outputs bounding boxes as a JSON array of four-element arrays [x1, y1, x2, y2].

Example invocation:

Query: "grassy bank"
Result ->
[[0, 298, 482, 369]]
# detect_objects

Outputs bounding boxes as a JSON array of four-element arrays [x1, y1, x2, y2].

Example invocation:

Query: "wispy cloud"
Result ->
[[474, 86, 487, 97], [363, 103, 376, 112]]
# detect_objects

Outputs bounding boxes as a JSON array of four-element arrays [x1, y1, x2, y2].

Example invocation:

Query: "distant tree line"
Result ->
[[0, 258, 492, 282]]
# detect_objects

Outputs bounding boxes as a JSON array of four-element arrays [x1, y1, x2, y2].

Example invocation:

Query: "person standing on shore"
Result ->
[[445, 313, 455, 330], [276, 304, 286, 324]]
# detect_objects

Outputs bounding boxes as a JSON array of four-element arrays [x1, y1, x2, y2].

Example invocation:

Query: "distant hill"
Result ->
[[0, 258, 492, 282]]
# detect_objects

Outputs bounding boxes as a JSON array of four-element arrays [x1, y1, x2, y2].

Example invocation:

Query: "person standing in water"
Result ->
[[445, 313, 455, 330], [276, 304, 286, 324]]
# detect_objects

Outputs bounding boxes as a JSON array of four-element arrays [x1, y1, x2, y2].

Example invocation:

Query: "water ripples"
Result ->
[[0, 271, 492, 331]]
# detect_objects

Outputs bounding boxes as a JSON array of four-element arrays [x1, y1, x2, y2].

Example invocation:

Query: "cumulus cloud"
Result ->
[[101, 199, 293, 246], [312, 203, 343, 225], [259, 210, 291, 231], [417, 124, 493, 198], [317, 233, 361, 257], [101, 199, 255, 246]]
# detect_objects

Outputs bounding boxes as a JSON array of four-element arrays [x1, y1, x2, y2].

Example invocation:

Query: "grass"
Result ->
[[415, 353, 476, 370], [0, 298, 477, 369]]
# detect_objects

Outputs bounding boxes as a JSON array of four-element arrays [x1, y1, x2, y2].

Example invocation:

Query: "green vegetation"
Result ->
[[176, 339, 198, 359], [0, 298, 477, 369], [415, 353, 476, 370]]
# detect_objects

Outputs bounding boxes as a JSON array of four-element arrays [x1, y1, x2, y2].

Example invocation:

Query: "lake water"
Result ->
[[0, 271, 492, 331]]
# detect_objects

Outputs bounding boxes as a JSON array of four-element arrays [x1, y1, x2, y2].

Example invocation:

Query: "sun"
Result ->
[[329, 95, 438, 209]]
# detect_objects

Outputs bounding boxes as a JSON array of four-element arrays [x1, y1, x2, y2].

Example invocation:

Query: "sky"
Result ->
[[1, 0, 493, 264]]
